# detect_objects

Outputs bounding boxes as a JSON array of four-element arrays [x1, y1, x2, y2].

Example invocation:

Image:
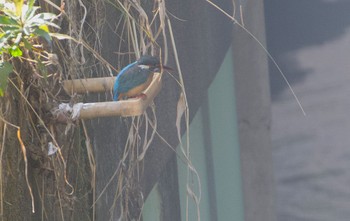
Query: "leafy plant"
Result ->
[[0, 60, 12, 96], [0, 0, 60, 96]]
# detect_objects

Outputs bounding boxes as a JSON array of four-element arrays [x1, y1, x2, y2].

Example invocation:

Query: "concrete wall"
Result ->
[[232, 1, 276, 221]]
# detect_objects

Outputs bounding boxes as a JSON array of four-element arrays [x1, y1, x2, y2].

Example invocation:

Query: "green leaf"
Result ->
[[43, 21, 60, 30], [27, 12, 56, 25], [33, 28, 51, 44], [9, 45, 22, 57], [23, 25, 30, 35], [34, 12, 56, 21], [25, 21, 60, 33], [28, 0, 36, 9], [2, 7, 19, 20], [0, 61, 13, 96], [0, 37, 8, 51], [14, 32, 22, 44], [39, 24, 49, 33], [0, 31, 11, 45], [23, 5, 39, 22], [50, 33, 74, 40], [13, 0, 24, 16], [0, 15, 19, 27], [23, 37, 32, 50], [44, 21, 60, 30], [2, 26, 21, 33]]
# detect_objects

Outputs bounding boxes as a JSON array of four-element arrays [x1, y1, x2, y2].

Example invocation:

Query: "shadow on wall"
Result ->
[[264, 0, 350, 99]]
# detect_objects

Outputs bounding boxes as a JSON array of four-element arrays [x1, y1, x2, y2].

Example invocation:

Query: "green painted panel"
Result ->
[[207, 48, 244, 221], [177, 47, 244, 221], [142, 184, 162, 221], [177, 108, 212, 221]]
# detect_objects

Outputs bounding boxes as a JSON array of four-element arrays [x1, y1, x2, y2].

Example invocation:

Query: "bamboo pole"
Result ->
[[56, 73, 162, 119], [63, 77, 115, 94]]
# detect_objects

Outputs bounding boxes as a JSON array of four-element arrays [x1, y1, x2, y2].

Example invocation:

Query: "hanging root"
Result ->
[[17, 129, 35, 213]]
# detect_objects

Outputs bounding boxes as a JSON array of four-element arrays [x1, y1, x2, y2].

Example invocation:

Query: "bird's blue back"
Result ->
[[113, 61, 153, 101]]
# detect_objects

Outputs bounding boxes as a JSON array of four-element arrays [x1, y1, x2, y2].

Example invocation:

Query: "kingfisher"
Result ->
[[113, 55, 171, 101]]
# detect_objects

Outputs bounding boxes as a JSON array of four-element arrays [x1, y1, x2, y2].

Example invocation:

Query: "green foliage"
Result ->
[[0, 61, 13, 96], [0, 0, 60, 96]]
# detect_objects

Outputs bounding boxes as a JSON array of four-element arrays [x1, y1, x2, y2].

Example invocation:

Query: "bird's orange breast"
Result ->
[[118, 73, 154, 100]]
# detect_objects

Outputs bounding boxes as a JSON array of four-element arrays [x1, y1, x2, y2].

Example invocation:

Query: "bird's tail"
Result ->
[[113, 92, 119, 101], [113, 80, 119, 101]]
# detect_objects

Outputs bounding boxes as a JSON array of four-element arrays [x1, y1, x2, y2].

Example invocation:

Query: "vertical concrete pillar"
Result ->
[[232, 1, 276, 221]]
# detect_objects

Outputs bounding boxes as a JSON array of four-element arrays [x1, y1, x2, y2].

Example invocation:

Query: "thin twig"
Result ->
[[0, 123, 7, 220]]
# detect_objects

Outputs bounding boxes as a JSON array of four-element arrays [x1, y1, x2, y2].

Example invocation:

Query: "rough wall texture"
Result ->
[[232, 1, 276, 221]]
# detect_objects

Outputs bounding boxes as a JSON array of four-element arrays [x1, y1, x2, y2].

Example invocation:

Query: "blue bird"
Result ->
[[113, 55, 170, 101]]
